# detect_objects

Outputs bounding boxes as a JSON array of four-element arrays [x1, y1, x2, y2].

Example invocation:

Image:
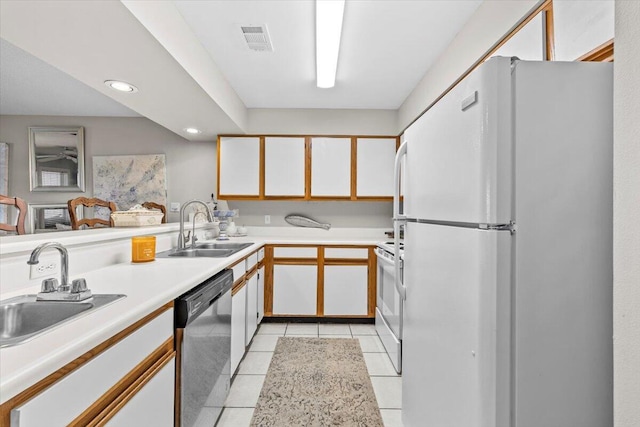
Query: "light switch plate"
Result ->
[[264, 215, 271, 224], [170, 202, 180, 212]]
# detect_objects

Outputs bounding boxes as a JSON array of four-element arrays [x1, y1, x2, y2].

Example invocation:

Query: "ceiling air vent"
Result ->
[[239, 24, 274, 52]]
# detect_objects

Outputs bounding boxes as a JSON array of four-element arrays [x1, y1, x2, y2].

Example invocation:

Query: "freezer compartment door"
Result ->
[[402, 222, 511, 427], [403, 57, 512, 224]]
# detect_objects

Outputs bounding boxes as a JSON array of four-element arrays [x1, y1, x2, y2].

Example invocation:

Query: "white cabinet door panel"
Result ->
[[324, 265, 368, 316], [492, 13, 544, 60], [265, 137, 305, 196], [356, 138, 396, 197], [11, 309, 173, 427], [257, 266, 265, 323], [553, 0, 614, 61], [273, 265, 317, 315], [311, 137, 351, 197], [105, 357, 175, 427], [231, 285, 247, 374], [219, 137, 260, 196], [245, 273, 258, 345]]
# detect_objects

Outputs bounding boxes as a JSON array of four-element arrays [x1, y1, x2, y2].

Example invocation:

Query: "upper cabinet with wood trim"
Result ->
[[553, 0, 614, 61], [218, 136, 261, 198], [356, 137, 397, 198], [264, 137, 306, 197], [310, 137, 352, 198], [492, 12, 545, 61]]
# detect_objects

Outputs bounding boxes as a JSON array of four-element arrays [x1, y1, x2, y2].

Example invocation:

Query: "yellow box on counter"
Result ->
[[131, 235, 156, 262], [111, 211, 164, 227]]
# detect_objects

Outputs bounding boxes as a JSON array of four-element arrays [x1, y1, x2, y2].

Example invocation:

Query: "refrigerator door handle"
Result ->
[[394, 141, 408, 300]]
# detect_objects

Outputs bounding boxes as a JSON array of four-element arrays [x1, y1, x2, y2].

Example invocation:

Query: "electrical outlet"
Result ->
[[170, 202, 180, 212], [264, 215, 271, 224], [30, 262, 58, 280]]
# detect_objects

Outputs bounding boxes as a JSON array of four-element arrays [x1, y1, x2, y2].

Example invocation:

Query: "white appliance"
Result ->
[[374, 240, 404, 373], [396, 57, 613, 427]]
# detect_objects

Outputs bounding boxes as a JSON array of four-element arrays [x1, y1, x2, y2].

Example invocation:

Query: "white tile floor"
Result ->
[[217, 322, 403, 427]]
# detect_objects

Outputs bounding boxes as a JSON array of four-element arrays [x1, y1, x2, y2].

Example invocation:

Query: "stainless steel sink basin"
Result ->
[[0, 294, 126, 348], [157, 242, 253, 258]]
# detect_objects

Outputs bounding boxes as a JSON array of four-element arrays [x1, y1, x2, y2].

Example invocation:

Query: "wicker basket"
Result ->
[[111, 210, 164, 227]]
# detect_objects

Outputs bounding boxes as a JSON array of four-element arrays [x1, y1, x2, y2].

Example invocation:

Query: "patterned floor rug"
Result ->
[[250, 337, 384, 427]]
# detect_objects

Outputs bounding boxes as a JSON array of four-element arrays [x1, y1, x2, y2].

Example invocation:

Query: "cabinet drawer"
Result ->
[[11, 309, 173, 427], [231, 262, 246, 284], [273, 247, 318, 259], [245, 252, 258, 271], [324, 248, 369, 259], [258, 248, 265, 262]]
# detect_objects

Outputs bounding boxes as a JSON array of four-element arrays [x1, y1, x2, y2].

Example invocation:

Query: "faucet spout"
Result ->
[[178, 200, 214, 250], [27, 242, 70, 291]]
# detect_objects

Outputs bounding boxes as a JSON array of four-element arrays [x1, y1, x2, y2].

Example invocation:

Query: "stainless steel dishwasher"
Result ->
[[175, 269, 233, 427]]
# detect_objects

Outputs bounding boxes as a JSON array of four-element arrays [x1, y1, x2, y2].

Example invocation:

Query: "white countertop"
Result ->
[[0, 230, 386, 404]]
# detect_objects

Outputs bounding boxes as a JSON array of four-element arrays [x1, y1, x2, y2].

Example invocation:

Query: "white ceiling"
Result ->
[[174, 0, 482, 109], [0, 0, 484, 139]]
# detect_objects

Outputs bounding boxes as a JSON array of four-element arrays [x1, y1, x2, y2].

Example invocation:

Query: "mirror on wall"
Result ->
[[29, 126, 85, 192], [28, 203, 78, 233]]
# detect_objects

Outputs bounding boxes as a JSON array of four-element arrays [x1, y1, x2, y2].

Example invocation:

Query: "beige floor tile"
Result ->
[[238, 351, 274, 375], [256, 323, 287, 335], [216, 407, 255, 427], [371, 376, 402, 409], [319, 324, 352, 335], [364, 352, 400, 376], [285, 323, 318, 335], [285, 333, 319, 337], [380, 409, 404, 427], [350, 323, 378, 335], [224, 375, 265, 408], [357, 335, 386, 352], [248, 335, 281, 352]]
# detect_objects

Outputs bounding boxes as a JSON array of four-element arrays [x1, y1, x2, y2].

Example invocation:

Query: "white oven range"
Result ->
[[375, 241, 404, 374]]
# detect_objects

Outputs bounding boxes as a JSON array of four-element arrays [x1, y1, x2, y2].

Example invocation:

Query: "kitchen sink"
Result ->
[[157, 242, 253, 258], [0, 294, 126, 348]]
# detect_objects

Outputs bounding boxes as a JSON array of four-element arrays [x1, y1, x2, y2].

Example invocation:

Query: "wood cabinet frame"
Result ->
[[264, 244, 377, 318], [0, 303, 174, 426], [217, 134, 400, 201]]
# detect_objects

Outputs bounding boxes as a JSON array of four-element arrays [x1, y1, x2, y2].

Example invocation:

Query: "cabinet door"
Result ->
[[231, 285, 247, 374], [245, 273, 258, 346], [104, 357, 175, 427], [265, 137, 306, 196], [553, 1, 614, 61], [324, 265, 368, 316], [310, 137, 351, 197], [257, 266, 265, 323], [219, 136, 260, 197], [492, 12, 545, 60], [272, 264, 318, 315], [356, 138, 397, 197]]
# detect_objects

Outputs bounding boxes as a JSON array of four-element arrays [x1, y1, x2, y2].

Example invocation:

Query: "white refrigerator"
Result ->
[[396, 57, 613, 427]]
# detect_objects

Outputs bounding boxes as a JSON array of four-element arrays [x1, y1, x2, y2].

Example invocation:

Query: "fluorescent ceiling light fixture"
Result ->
[[104, 80, 138, 93], [316, 0, 345, 88], [184, 127, 201, 134]]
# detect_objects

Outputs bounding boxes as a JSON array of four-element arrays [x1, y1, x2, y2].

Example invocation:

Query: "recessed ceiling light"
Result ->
[[184, 128, 201, 134], [104, 80, 138, 93]]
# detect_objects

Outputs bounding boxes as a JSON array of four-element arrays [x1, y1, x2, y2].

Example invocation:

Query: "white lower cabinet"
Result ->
[[10, 309, 173, 427], [324, 265, 369, 316], [231, 284, 247, 374], [105, 357, 175, 427], [272, 264, 318, 315], [257, 266, 265, 323], [245, 272, 258, 346]]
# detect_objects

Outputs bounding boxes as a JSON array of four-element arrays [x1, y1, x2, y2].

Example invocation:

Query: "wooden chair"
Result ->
[[0, 195, 27, 235], [142, 202, 167, 223], [67, 197, 117, 230]]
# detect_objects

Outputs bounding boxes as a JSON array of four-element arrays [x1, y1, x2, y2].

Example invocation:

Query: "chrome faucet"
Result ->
[[178, 200, 214, 250], [27, 242, 91, 301]]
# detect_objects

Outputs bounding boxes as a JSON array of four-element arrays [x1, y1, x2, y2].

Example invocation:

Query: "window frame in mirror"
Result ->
[[28, 203, 81, 234], [29, 126, 85, 192]]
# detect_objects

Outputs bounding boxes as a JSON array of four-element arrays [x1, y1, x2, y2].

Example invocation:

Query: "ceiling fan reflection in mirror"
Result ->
[[36, 148, 78, 163]]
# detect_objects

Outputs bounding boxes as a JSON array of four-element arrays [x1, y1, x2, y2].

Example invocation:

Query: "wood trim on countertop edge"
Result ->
[[576, 38, 614, 62], [70, 338, 174, 427], [0, 302, 174, 426]]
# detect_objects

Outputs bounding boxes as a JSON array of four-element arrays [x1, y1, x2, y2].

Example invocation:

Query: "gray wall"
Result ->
[[0, 115, 217, 224]]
